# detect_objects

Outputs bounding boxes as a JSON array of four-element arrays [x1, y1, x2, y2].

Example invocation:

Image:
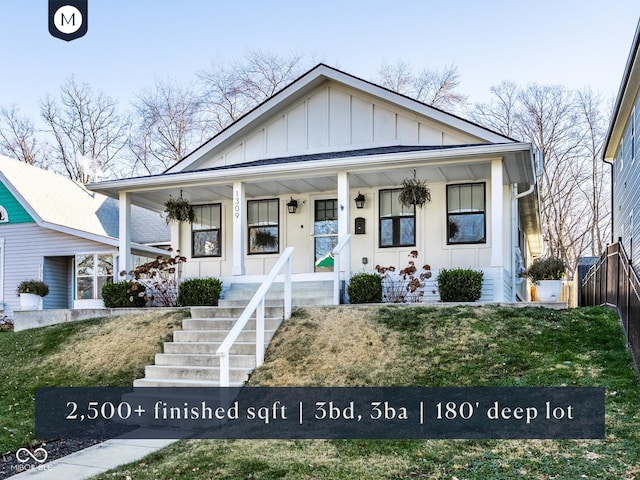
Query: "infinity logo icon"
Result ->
[[16, 447, 48, 464]]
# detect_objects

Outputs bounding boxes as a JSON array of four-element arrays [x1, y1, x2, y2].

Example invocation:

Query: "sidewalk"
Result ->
[[10, 437, 177, 479]]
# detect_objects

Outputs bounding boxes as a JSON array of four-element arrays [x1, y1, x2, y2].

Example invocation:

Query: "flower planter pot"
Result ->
[[535, 280, 563, 303], [19, 293, 43, 310]]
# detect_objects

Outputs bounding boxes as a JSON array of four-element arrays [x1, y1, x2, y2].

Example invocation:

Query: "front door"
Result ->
[[314, 199, 338, 272]]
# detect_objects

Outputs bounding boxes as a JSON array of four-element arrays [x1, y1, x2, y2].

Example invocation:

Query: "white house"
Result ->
[[0, 156, 169, 316], [90, 64, 542, 303]]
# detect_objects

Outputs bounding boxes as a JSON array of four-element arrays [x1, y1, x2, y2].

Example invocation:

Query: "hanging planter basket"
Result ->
[[164, 194, 195, 224], [398, 172, 431, 208]]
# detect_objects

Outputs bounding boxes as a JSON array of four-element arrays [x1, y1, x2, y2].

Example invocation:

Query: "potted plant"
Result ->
[[17, 280, 49, 310], [398, 171, 431, 208], [526, 257, 566, 302], [164, 194, 194, 224]]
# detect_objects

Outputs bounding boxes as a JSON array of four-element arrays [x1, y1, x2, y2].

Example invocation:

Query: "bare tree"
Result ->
[[472, 83, 611, 277], [376, 61, 467, 111], [130, 78, 206, 174], [0, 105, 46, 166], [467, 81, 520, 138], [198, 50, 308, 131], [40, 77, 129, 183], [575, 88, 611, 256]]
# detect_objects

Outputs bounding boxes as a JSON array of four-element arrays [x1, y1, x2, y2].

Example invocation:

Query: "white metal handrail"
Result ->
[[331, 234, 352, 305], [216, 247, 294, 387]]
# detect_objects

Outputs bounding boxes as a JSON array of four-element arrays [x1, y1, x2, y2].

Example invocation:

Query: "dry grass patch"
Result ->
[[250, 306, 406, 386], [45, 311, 185, 376]]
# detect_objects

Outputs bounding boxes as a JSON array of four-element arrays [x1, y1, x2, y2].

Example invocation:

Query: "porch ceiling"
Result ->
[[90, 143, 536, 212]]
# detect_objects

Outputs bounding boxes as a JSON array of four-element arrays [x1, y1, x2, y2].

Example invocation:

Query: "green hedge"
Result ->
[[437, 268, 483, 302], [178, 278, 223, 306], [348, 273, 382, 304], [102, 281, 147, 308]]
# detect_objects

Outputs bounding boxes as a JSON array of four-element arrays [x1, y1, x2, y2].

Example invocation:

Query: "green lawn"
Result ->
[[0, 311, 186, 452], [87, 305, 640, 480], [2, 306, 638, 479]]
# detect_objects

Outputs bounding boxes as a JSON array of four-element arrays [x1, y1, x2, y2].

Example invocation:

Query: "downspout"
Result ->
[[511, 183, 536, 301], [603, 157, 614, 245]]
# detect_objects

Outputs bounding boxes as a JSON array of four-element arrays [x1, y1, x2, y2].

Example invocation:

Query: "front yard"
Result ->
[[1, 305, 638, 479]]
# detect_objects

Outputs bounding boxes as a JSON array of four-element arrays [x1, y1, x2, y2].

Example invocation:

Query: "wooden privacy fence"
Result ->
[[581, 242, 640, 373]]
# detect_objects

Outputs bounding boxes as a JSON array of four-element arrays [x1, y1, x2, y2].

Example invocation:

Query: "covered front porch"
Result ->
[[94, 143, 541, 304]]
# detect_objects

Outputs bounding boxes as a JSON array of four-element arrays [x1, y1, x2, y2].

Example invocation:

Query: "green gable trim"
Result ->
[[0, 182, 34, 224]]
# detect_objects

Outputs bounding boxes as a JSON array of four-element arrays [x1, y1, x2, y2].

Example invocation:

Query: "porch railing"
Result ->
[[216, 246, 294, 387], [332, 234, 352, 305], [581, 242, 640, 373]]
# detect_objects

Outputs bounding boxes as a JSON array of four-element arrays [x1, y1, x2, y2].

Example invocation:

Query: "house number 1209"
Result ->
[[234, 190, 240, 218]]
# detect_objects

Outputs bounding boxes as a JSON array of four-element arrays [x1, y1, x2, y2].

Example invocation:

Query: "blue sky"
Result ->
[[1, 1, 639, 122]]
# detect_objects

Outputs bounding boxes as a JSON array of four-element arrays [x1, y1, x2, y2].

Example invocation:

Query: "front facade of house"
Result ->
[[0, 157, 169, 317], [91, 65, 543, 303], [603, 19, 640, 267]]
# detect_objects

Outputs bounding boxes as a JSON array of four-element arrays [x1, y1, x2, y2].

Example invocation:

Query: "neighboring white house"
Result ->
[[90, 64, 543, 303], [0, 156, 170, 317]]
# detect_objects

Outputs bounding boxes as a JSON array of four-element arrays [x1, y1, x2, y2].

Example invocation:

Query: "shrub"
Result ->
[[122, 252, 187, 307], [526, 257, 566, 283], [178, 278, 223, 306], [102, 281, 147, 308], [437, 268, 483, 302], [16, 280, 49, 297], [375, 251, 432, 303], [347, 273, 383, 304]]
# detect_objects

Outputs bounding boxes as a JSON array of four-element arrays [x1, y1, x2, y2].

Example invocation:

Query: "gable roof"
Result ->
[[167, 63, 517, 173], [0, 155, 169, 247], [604, 19, 640, 161]]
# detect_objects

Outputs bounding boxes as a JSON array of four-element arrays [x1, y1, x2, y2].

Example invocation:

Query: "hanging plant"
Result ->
[[164, 193, 194, 224], [398, 171, 431, 208]]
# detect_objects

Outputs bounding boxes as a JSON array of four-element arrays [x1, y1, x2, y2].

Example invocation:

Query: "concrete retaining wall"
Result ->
[[13, 308, 181, 332]]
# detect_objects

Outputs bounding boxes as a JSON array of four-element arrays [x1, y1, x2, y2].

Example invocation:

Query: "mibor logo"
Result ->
[[49, 0, 88, 41]]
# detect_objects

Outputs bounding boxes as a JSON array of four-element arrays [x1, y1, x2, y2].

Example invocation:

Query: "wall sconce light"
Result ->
[[355, 192, 365, 209], [287, 197, 298, 214]]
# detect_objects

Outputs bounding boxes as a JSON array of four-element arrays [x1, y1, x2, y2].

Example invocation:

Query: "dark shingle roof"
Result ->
[[181, 144, 493, 174]]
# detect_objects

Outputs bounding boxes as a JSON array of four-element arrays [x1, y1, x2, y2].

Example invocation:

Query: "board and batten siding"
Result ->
[[1, 223, 116, 317], [199, 81, 484, 169], [613, 96, 640, 264]]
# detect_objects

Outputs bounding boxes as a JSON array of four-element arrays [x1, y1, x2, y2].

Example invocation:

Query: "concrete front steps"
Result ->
[[219, 280, 334, 307], [133, 305, 283, 388]]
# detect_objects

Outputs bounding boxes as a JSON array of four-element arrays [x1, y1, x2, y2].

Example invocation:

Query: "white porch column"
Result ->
[[337, 171, 351, 279], [490, 158, 505, 301], [118, 191, 132, 278], [232, 181, 246, 276]]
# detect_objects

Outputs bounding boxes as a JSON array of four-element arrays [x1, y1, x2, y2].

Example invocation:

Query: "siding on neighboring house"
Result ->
[[613, 99, 640, 264], [1, 223, 116, 317], [43, 256, 72, 309], [0, 181, 34, 224]]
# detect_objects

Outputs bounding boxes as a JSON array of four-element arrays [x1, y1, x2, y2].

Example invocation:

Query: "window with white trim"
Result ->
[[248, 199, 279, 254], [0, 206, 8, 223], [76, 253, 114, 300], [447, 183, 486, 244], [379, 188, 416, 247], [192, 204, 222, 257]]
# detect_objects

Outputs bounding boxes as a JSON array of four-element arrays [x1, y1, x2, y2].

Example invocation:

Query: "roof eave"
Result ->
[[89, 142, 535, 198], [604, 20, 640, 161]]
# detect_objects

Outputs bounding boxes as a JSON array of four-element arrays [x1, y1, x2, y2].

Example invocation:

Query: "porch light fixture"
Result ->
[[286, 197, 299, 214], [354, 192, 365, 209]]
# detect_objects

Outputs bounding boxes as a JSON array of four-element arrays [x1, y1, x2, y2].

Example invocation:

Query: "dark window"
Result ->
[[379, 189, 415, 247], [192, 204, 222, 257], [315, 199, 338, 221], [447, 183, 486, 244], [248, 199, 279, 254]]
